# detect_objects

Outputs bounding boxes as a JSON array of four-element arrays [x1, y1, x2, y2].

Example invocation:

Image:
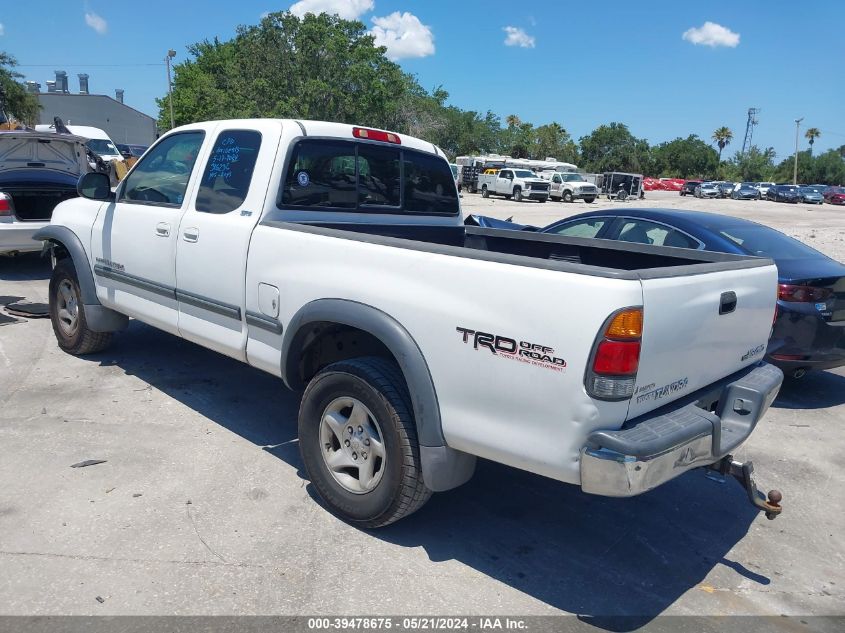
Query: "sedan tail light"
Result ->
[[0, 192, 12, 216], [777, 284, 833, 303]]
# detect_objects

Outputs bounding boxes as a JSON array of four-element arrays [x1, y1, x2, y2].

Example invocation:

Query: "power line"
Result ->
[[17, 63, 164, 68]]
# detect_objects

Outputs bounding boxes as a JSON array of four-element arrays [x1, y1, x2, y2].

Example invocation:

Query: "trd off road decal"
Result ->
[[456, 327, 566, 373]]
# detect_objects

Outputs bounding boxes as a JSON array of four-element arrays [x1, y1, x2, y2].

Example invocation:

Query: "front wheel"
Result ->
[[298, 357, 432, 528], [562, 191, 573, 203], [49, 259, 113, 355], [481, 185, 489, 198], [513, 187, 523, 202]]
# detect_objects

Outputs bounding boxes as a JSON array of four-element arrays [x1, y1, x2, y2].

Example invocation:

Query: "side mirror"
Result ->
[[78, 172, 114, 201]]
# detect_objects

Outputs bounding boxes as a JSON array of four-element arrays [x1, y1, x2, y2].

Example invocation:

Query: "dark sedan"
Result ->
[[767, 184, 800, 203], [823, 186, 845, 205], [480, 208, 845, 377], [731, 182, 762, 200], [679, 180, 701, 196], [717, 182, 735, 198]]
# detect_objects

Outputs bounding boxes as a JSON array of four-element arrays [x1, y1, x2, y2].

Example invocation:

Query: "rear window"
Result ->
[[280, 139, 458, 215], [195, 130, 262, 214], [719, 225, 822, 260]]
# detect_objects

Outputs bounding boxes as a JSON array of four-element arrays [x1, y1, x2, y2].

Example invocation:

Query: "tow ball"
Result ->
[[707, 456, 783, 520]]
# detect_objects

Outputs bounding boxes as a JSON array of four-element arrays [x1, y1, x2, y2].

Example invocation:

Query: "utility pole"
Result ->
[[165, 49, 176, 130], [793, 117, 803, 185]]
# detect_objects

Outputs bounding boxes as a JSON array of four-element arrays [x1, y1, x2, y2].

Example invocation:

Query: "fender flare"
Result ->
[[33, 226, 98, 304], [32, 226, 128, 333], [281, 299, 475, 492], [282, 299, 443, 447]]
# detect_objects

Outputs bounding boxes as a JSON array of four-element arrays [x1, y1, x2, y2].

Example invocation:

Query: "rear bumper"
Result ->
[[0, 221, 49, 254], [580, 363, 783, 497]]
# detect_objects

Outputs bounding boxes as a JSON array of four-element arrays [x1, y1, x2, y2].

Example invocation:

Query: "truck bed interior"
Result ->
[[264, 221, 770, 277]]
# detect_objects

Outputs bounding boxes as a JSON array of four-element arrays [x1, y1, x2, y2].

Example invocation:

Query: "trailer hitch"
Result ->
[[708, 456, 782, 520]]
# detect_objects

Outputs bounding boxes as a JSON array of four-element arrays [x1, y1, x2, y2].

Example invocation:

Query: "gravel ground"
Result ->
[[461, 189, 845, 263], [0, 199, 844, 621]]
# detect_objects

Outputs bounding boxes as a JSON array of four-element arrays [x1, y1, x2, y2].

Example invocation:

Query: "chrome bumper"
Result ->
[[580, 363, 783, 497]]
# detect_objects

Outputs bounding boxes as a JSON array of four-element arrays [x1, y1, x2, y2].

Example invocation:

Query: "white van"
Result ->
[[35, 124, 123, 164]]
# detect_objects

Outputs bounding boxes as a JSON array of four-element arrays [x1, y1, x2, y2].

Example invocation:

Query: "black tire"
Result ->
[[562, 190, 573, 203], [481, 185, 489, 198], [513, 187, 523, 202], [617, 190, 628, 201], [584, 196, 596, 203], [298, 357, 432, 528], [48, 258, 113, 356], [680, 191, 685, 196], [538, 197, 546, 203]]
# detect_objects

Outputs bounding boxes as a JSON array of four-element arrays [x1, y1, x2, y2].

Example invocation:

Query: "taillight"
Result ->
[[353, 127, 401, 144], [586, 307, 643, 400], [777, 284, 832, 303], [0, 192, 12, 216]]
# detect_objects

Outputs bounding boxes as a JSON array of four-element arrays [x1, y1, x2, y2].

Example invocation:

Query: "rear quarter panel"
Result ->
[[245, 226, 644, 484]]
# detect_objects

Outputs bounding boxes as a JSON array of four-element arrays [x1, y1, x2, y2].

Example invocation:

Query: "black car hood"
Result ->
[[0, 168, 79, 189], [776, 256, 845, 282]]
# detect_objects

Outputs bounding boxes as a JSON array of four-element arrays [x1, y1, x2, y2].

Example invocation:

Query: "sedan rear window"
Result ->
[[720, 226, 823, 260]]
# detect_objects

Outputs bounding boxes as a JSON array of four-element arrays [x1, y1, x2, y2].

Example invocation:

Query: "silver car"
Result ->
[[799, 186, 824, 204], [694, 182, 721, 198]]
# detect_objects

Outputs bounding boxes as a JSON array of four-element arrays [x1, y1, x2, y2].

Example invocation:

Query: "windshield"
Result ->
[[830, 187, 845, 194], [512, 170, 536, 178], [740, 183, 756, 188], [799, 187, 817, 194], [87, 139, 120, 156], [562, 173, 583, 181], [719, 225, 823, 260]]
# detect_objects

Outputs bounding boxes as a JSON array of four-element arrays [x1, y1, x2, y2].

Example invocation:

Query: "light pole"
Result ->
[[165, 49, 176, 130], [793, 117, 804, 185]]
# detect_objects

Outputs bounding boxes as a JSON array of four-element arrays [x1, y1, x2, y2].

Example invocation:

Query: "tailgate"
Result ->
[[627, 263, 778, 419]]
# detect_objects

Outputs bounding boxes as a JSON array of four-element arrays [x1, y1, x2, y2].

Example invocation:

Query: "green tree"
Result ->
[[804, 127, 820, 156], [532, 122, 579, 164], [724, 145, 776, 182], [0, 52, 40, 125], [810, 149, 845, 185], [712, 126, 733, 162], [157, 12, 408, 131], [578, 122, 651, 173], [652, 135, 719, 179]]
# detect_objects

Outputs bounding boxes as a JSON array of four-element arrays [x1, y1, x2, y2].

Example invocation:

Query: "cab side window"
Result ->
[[617, 219, 700, 248], [195, 130, 262, 214], [120, 132, 204, 206], [550, 218, 608, 238]]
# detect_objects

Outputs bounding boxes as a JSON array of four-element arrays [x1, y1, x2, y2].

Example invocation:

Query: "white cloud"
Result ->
[[682, 22, 739, 48], [289, 0, 373, 20], [503, 26, 535, 48], [370, 12, 435, 61], [0, 23, 5, 36], [84, 11, 108, 35]]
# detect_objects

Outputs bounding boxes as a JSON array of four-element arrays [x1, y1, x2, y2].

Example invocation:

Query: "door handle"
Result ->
[[183, 228, 199, 243], [719, 291, 737, 315], [155, 222, 171, 237]]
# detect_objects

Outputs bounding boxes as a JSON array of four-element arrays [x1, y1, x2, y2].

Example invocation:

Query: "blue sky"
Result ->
[[2, 1, 842, 162]]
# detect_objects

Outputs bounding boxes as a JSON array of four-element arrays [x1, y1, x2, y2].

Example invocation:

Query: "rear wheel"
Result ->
[[481, 185, 489, 198], [48, 259, 113, 355], [513, 187, 523, 202], [298, 357, 431, 528], [562, 191, 573, 203]]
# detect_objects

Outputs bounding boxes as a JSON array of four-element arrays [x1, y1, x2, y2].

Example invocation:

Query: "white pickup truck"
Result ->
[[542, 171, 600, 203], [35, 119, 784, 527], [477, 168, 550, 202]]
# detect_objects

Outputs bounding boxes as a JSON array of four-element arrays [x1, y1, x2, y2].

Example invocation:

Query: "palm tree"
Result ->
[[712, 127, 733, 162], [805, 127, 821, 155], [505, 114, 521, 129]]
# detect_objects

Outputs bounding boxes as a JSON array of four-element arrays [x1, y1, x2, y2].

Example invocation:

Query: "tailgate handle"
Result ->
[[719, 291, 737, 315]]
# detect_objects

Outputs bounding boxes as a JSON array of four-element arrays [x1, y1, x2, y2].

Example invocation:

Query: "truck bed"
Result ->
[[260, 221, 772, 278]]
